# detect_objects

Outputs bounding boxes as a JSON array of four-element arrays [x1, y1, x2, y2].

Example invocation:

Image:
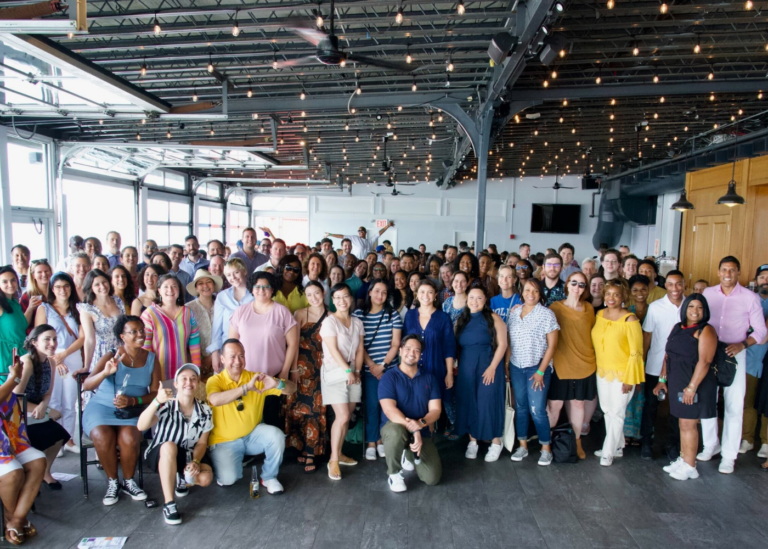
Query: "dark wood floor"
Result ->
[[19, 422, 768, 549]]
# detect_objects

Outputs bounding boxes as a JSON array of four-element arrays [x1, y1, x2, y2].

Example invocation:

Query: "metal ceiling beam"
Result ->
[[506, 80, 768, 101]]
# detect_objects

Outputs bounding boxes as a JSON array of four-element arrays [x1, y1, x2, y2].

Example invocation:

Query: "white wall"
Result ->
[[302, 174, 601, 255], [618, 190, 682, 260]]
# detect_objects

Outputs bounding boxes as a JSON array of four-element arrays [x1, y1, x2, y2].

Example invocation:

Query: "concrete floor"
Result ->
[[18, 422, 768, 549]]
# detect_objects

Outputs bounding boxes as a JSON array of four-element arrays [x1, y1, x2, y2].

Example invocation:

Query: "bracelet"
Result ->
[[242, 385, 247, 396], [137, 396, 143, 405], [193, 458, 201, 465], [276, 378, 286, 391], [535, 369, 545, 376], [345, 368, 352, 374], [153, 398, 160, 408], [658, 377, 667, 383]]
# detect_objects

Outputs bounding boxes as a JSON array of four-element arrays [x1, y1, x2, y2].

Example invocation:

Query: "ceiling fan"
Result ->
[[372, 179, 413, 196], [277, 1, 414, 72], [375, 175, 419, 188], [534, 167, 576, 190]]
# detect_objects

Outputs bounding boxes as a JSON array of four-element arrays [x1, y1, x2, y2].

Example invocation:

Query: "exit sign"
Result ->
[[375, 219, 388, 228]]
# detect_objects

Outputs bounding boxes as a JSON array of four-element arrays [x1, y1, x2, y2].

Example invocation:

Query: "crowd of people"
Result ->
[[0, 225, 766, 539]]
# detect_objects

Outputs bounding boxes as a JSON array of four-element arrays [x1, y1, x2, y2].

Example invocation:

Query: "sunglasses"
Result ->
[[516, 265, 530, 271], [31, 259, 50, 266], [283, 266, 301, 273], [569, 281, 587, 289], [235, 397, 244, 411], [253, 285, 272, 291]]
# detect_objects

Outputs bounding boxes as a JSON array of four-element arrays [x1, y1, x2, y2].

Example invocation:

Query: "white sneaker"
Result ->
[[758, 444, 768, 458], [377, 444, 386, 458], [739, 440, 755, 454], [57, 448, 64, 458], [485, 443, 502, 462], [670, 461, 700, 481], [260, 478, 284, 494], [663, 457, 684, 474], [696, 444, 721, 461], [718, 458, 735, 474], [401, 451, 415, 472], [594, 448, 623, 458], [465, 441, 479, 459], [365, 447, 377, 461], [600, 456, 614, 467], [538, 451, 553, 467], [388, 472, 407, 493], [63, 443, 80, 455]]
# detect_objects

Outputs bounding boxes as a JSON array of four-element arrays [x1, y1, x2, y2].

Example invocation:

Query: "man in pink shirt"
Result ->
[[698, 256, 768, 474]]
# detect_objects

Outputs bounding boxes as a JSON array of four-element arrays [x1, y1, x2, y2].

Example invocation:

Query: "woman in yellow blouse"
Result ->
[[273, 255, 310, 314], [591, 279, 645, 466]]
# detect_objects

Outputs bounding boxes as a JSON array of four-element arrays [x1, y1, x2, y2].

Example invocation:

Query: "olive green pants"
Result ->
[[381, 422, 441, 486]]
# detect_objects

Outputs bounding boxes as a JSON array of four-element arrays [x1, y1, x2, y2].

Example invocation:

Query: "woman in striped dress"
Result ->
[[141, 274, 201, 380]]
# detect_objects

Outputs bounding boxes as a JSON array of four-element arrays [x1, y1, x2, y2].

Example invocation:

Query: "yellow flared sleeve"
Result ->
[[622, 320, 646, 385]]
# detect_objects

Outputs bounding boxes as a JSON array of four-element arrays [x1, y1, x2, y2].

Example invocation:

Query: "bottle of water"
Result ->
[[250, 465, 259, 499], [116, 373, 131, 396]]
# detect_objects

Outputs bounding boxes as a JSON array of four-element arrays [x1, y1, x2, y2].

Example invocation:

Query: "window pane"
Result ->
[[210, 207, 224, 226], [254, 216, 308, 246], [147, 199, 169, 222], [63, 178, 136, 247], [11, 221, 48, 261], [169, 202, 189, 223], [252, 196, 307, 212], [197, 206, 210, 225], [144, 172, 164, 187], [169, 226, 188, 246], [147, 224, 169, 247], [165, 172, 186, 190], [8, 141, 48, 208]]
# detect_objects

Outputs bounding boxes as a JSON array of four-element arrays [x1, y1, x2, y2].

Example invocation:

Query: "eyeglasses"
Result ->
[[373, 267, 386, 272], [516, 265, 530, 271], [253, 285, 272, 291], [544, 263, 561, 268], [235, 397, 244, 411], [123, 329, 145, 336], [569, 281, 587, 289], [283, 266, 301, 273]]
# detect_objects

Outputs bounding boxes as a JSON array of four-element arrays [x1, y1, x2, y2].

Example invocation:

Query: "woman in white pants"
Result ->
[[35, 272, 83, 455], [591, 279, 645, 466]]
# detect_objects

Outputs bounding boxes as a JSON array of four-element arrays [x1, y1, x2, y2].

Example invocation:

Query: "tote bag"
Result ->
[[502, 382, 516, 452]]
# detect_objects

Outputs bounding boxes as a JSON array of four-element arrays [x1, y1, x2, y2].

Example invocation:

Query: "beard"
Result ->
[[759, 283, 768, 296]]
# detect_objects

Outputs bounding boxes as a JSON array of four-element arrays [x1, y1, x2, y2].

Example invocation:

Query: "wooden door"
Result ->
[[750, 186, 768, 270], [691, 213, 731, 284]]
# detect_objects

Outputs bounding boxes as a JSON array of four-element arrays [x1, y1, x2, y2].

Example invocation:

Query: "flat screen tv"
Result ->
[[531, 204, 581, 234]]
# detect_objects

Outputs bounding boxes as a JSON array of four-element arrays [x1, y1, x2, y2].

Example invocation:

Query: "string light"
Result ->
[[140, 60, 148, 77], [660, 2, 668, 13], [136, 132, 141, 140], [406, 46, 412, 64], [232, 19, 240, 37], [247, 81, 253, 98], [694, 37, 701, 54], [543, 79, 549, 87], [395, 6, 404, 24], [653, 74, 659, 83], [562, 99, 568, 106], [551, 70, 558, 79], [660, 96, 665, 103], [607, 0, 614, 8], [632, 42, 639, 56], [457, 0, 465, 15], [708, 67, 714, 80], [300, 86, 306, 100], [207, 55, 214, 73], [447, 53, 454, 72], [153, 14, 161, 35], [746, 0, 753, 9], [356, 79, 362, 94], [412, 78, 417, 91], [192, 88, 198, 102]]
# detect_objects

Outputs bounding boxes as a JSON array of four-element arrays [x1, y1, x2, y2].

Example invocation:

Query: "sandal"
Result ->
[[761, 461, 768, 470], [297, 456, 307, 464], [304, 458, 316, 474], [327, 461, 341, 481], [23, 521, 37, 539], [5, 526, 24, 545], [338, 454, 358, 466]]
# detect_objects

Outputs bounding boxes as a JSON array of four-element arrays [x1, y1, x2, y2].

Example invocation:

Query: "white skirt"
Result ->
[[321, 365, 362, 405]]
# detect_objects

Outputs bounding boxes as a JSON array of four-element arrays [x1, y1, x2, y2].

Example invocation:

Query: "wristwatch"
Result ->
[[12, 377, 20, 385], [742, 339, 750, 349], [418, 418, 427, 427]]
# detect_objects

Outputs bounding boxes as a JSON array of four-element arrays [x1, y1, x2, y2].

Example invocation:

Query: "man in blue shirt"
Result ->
[[179, 235, 209, 277], [378, 334, 442, 492], [741, 264, 768, 457]]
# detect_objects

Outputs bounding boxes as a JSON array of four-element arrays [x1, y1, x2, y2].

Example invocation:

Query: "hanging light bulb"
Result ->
[[457, 0, 465, 15], [406, 46, 412, 64], [395, 6, 404, 24], [632, 41, 639, 56], [445, 72, 451, 87], [167, 129, 172, 139], [356, 79, 362, 94], [355, 131, 360, 142], [660, 2, 668, 14], [140, 60, 148, 77], [717, 159, 746, 206], [232, 20, 240, 37], [543, 79, 549, 87], [596, 75, 602, 84], [447, 53, 454, 72], [653, 74, 659, 83], [412, 78, 417, 91], [247, 81, 253, 98], [207, 55, 214, 73], [153, 15, 161, 35], [272, 54, 278, 70], [340, 57, 346, 67], [300, 87, 306, 100], [607, 0, 614, 8], [344, 121, 349, 130], [192, 88, 198, 102], [67, 32, 74, 39], [708, 67, 714, 80], [210, 125, 215, 136], [694, 37, 701, 54], [551, 70, 558, 79], [136, 132, 141, 141], [670, 190, 695, 212], [746, 0, 754, 9], [316, 6, 324, 27]]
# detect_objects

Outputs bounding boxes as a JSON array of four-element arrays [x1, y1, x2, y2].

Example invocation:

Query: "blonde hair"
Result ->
[[224, 257, 247, 274]]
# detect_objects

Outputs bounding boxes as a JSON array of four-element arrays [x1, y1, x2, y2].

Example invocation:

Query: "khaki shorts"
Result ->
[[321, 365, 362, 405]]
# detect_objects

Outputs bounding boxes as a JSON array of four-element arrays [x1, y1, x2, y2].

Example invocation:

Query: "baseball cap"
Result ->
[[174, 363, 200, 382], [756, 264, 768, 278], [376, 245, 385, 252]]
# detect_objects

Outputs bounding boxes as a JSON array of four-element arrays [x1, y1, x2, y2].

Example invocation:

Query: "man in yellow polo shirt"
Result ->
[[207, 339, 296, 493]]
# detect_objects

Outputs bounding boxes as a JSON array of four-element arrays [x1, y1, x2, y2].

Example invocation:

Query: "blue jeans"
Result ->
[[510, 365, 551, 444], [209, 423, 285, 485], [364, 372, 383, 443]]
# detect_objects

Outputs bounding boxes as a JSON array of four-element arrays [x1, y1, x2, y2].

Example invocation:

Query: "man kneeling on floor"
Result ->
[[138, 364, 214, 525], [379, 334, 442, 492], [206, 339, 296, 493]]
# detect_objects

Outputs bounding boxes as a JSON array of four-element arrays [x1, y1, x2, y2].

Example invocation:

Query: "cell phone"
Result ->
[[12, 348, 17, 364], [162, 379, 177, 397], [677, 392, 699, 403]]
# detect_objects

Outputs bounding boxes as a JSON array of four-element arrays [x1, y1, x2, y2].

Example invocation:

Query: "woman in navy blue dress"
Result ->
[[455, 288, 508, 462], [404, 279, 457, 426]]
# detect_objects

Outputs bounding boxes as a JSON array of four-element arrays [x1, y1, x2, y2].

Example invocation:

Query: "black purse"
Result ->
[[112, 375, 147, 420], [710, 340, 738, 387]]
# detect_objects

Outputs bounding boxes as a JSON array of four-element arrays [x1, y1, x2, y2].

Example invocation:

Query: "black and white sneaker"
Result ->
[[163, 501, 182, 525], [121, 478, 147, 501], [103, 478, 120, 506], [175, 474, 189, 498]]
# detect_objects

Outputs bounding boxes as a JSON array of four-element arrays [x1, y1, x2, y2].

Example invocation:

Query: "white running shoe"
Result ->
[[63, 443, 80, 455], [485, 443, 502, 462], [261, 478, 284, 494], [696, 444, 721, 462], [465, 441, 479, 459], [401, 450, 415, 472], [600, 456, 614, 467], [718, 459, 735, 474], [594, 448, 623, 458], [388, 472, 407, 493], [670, 462, 700, 481], [758, 444, 768, 458], [377, 444, 386, 458], [739, 440, 754, 454], [663, 457, 684, 474], [365, 447, 377, 461]]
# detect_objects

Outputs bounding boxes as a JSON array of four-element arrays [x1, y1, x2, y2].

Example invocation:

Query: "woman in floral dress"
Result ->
[[285, 281, 328, 473]]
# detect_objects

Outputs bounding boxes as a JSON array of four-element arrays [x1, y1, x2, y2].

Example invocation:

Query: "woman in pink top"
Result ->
[[228, 271, 298, 428]]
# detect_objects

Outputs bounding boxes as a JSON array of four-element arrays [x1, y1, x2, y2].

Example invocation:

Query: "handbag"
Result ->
[[502, 381, 516, 452], [710, 340, 738, 387], [551, 425, 578, 463], [112, 373, 147, 420]]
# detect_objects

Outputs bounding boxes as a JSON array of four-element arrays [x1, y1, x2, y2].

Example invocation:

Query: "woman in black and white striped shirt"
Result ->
[[138, 363, 213, 525]]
